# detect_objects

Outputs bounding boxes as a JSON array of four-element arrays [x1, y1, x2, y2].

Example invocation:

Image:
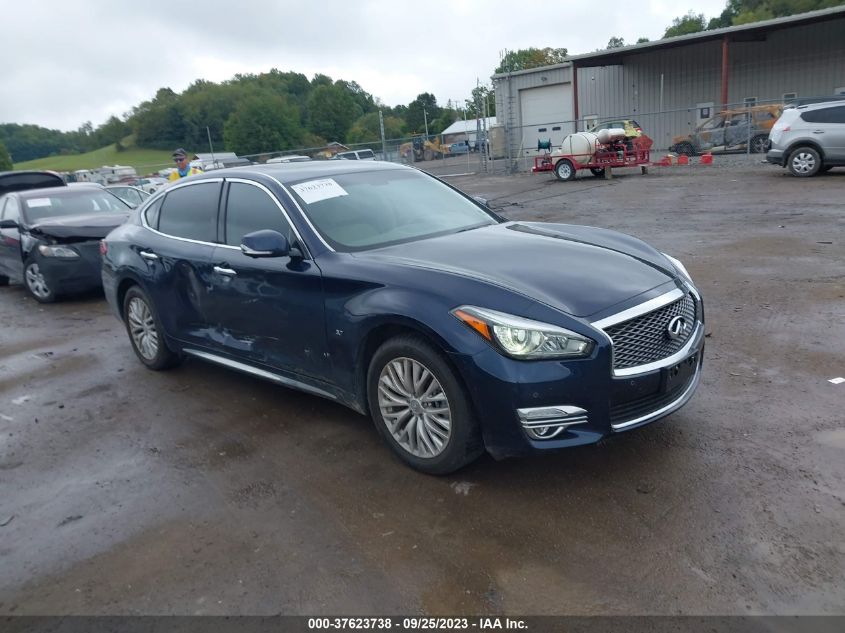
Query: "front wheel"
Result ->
[[787, 147, 821, 177], [554, 159, 576, 181], [24, 260, 57, 303], [123, 285, 182, 370], [367, 335, 482, 474]]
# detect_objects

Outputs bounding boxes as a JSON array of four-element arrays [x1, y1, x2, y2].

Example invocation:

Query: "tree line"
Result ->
[[0, 70, 495, 164]]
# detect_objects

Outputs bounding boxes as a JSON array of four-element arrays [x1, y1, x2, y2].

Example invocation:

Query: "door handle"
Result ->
[[139, 250, 159, 260], [213, 265, 237, 276], [812, 130, 825, 134]]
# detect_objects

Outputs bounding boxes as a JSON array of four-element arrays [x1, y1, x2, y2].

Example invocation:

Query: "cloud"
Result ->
[[1, 0, 726, 130]]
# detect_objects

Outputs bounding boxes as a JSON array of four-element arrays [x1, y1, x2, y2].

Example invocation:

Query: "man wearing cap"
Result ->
[[169, 148, 203, 181]]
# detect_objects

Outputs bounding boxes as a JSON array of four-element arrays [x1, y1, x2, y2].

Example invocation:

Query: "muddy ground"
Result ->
[[0, 159, 843, 616]]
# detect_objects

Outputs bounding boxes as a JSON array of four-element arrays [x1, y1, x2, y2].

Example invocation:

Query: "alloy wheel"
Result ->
[[127, 296, 159, 361], [25, 263, 51, 299], [377, 357, 452, 459]]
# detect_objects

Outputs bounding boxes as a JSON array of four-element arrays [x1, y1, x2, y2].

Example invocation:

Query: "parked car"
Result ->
[[767, 101, 845, 176], [333, 149, 376, 161], [102, 162, 704, 474], [0, 186, 130, 302], [670, 104, 781, 155], [267, 155, 312, 163], [105, 185, 151, 208], [0, 170, 66, 196], [130, 177, 168, 194], [449, 141, 470, 155]]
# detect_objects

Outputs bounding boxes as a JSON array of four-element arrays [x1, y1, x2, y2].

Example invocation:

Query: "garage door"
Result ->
[[520, 84, 574, 152]]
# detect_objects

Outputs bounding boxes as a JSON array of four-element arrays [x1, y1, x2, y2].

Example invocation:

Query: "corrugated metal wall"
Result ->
[[575, 17, 845, 149]]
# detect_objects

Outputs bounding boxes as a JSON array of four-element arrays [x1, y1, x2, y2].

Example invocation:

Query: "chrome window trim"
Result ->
[[611, 360, 702, 430], [140, 178, 224, 248], [265, 174, 336, 252], [592, 284, 702, 377], [222, 178, 311, 259], [182, 348, 336, 400]]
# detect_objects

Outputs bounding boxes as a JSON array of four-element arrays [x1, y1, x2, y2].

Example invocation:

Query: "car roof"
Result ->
[[193, 159, 408, 185], [795, 100, 845, 111], [0, 170, 66, 196]]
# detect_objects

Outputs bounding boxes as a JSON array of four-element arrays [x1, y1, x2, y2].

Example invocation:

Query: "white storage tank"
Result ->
[[596, 128, 627, 144], [557, 132, 599, 162]]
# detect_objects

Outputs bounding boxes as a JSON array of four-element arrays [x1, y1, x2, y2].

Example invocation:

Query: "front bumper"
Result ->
[[35, 242, 104, 295], [449, 311, 705, 460]]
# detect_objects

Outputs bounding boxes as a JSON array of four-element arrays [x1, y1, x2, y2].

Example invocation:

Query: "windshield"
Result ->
[[21, 188, 130, 223], [287, 168, 499, 252]]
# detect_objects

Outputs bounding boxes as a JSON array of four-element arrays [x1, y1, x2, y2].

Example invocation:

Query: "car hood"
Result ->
[[28, 213, 129, 240], [356, 222, 678, 318]]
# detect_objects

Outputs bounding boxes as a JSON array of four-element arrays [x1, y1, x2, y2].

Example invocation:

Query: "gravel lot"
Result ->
[[1, 159, 843, 616]]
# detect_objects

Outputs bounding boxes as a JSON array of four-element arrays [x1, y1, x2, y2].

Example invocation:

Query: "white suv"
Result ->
[[767, 102, 845, 176]]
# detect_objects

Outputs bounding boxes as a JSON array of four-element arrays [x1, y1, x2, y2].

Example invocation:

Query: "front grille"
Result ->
[[604, 293, 697, 370]]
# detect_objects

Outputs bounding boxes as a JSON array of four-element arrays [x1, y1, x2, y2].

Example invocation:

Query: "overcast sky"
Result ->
[[2, 0, 727, 131]]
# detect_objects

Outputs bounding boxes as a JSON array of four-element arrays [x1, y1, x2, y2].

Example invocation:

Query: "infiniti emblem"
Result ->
[[666, 316, 688, 341]]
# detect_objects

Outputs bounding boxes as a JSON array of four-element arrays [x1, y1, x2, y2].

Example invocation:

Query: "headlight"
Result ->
[[452, 306, 595, 360], [662, 253, 693, 284], [38, 245, 79, 258]]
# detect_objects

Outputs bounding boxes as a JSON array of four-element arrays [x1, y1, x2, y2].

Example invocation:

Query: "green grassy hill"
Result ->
[[14, 137, 174, 176]]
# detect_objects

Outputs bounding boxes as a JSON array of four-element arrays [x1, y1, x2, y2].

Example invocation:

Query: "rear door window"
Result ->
[[158, 182, 221, 243], [802, 106, 845, 124]]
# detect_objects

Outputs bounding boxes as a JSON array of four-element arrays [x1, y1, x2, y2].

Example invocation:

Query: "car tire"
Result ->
[[367, 335, 483, 475], [24, 259, 57, 303], [590, 167, 606, 178], [787, 147, 822, 177], [750, 135, 768, 154], [675, 142, 696, 156], [0, 274, 8, 287], [554, 159, 576, 181], [123, 285, 182, 370]]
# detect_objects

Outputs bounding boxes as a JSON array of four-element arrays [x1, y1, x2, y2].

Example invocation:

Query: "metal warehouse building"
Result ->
[[492, 5, 845, 158]]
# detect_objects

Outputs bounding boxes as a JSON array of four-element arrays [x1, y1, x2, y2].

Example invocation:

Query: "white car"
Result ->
[[266, 155, 312, 163], [131, 177, 168, 194]]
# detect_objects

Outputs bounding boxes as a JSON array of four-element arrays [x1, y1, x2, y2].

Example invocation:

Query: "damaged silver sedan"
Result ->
[[0, 185, 130, 302]]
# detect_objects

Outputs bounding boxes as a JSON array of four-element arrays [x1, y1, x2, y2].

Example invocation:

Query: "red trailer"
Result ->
[[533, 137, 651, 181]]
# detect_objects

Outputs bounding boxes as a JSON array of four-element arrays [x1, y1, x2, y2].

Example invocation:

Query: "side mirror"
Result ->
[[0, 219, 18, 229], [240, 229, 301, 258], [472, 195, 489, 208]]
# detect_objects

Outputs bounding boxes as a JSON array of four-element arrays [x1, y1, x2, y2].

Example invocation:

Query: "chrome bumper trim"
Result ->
[[517, 405, 589, 440], [611, 361, 702, 431]]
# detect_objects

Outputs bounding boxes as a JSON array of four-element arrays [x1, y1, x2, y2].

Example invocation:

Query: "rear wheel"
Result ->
[[554, 159, 576, 181], [675, 142, 696, 156], [590, 167, 606, 178], [750, 135, 768, 154], [123, 285, 182, 370], [787, 147, 821, 177], [24, 260, 57, 303], [367, 335, 482, 474]]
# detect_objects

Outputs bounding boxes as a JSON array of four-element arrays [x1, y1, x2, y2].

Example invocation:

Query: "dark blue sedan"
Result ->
[[101, 161, 704, 474]]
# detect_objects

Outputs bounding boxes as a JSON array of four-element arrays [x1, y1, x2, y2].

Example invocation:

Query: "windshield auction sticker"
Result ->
[[291, 178, 348, 204]]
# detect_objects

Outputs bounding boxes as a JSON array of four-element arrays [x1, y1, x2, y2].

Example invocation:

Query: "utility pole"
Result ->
[[206, 126, 216, 168], [423, 108, 429, 138], [378, 110, 387, 160]]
